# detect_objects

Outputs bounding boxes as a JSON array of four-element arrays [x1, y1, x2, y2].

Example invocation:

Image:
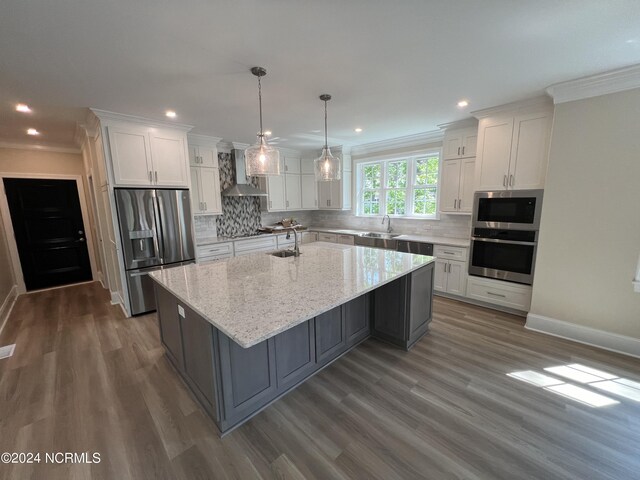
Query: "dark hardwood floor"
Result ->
[[1, 282, 639, 479]]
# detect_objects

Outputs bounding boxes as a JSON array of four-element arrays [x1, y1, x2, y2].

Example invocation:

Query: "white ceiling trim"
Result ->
[[0, 141, 81, 154], [351, 130, 443, 158], [546, 63, 640, 104], [90, 109, 194, 131], [471, 96, 553, 119]]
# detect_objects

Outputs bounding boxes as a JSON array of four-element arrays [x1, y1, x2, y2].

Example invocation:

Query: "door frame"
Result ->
[[0, 172, 99, 294]]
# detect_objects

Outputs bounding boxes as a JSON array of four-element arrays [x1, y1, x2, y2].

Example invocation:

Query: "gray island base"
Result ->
[[150, 243, 435, 435]]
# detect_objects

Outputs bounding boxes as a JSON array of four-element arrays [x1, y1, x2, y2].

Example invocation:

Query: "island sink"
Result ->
[[270, 250, 298, 258], [150, 243, 435, 435]]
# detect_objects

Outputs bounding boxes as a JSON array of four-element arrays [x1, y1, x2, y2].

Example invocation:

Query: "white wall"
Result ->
[[529, 88, 640, 339], [0, 207, 16, 307]]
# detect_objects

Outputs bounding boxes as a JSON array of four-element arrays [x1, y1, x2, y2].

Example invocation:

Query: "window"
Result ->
[[356, 152, 440, 218]]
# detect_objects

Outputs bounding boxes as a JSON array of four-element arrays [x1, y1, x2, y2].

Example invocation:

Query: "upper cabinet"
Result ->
[[474, 105, 553, 191], [443, 127, 477, 160], [440, 157, 475, 214], [318, 153, 352, 211], [260, 156, 318, 212], [188, 137, 222, 216], [107, 124, 190, 188], [189, 144, 218, 168]]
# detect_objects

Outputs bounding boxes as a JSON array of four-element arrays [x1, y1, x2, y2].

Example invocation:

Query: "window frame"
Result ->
[[355, 149, 442, 219]]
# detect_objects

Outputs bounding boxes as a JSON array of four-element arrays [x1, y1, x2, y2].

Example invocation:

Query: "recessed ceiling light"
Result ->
[[355, 127, 363, 133], [264, 130, 272, 136], [165, 110, 177, 118], [457, 100, 469, 108], [27, 128, 39, 135], [16, 104, 32, 113]]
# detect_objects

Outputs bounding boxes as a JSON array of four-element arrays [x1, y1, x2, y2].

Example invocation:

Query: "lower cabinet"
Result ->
[[217, 336, 277, 429], [372, 263, 434, 350], [155, 285, 184, 371], [275, 320, 316, 389], [315, 306, 347, 365], [344, 294, 370, 346]]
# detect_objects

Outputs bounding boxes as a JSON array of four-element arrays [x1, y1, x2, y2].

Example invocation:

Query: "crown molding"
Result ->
[[0, 141, 81, 154], [230, 141, 250, 150], [90, 108, 194, 131], [546, 63, 640, 104], [187, 133, 223, 147], [351, 130, 443, 157], [471, 95, 553, 119], [437, 118, 478, 131]]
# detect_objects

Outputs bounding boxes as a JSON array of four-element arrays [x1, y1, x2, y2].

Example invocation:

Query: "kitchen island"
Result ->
[[150, 242, 435, 435]]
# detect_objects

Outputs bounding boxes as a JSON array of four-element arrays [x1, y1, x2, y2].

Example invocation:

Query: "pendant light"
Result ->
[[314, 94, 341, 181], [244, 66, 280, 176]]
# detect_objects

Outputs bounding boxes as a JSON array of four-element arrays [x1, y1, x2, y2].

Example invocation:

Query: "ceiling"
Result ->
[[1, 0, 639, 151]]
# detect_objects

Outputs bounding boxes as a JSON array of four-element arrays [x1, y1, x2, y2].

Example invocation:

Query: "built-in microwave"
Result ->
[[472, 189, 543, 231]]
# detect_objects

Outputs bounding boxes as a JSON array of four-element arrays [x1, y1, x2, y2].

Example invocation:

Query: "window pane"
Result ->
[[363, 164, 381, 189], [386, 190, 406, 215], [363, 190, 380, 215], [386, 161, 407, 188], [413, 187, 436, 215], [415, 156, 439, 186]]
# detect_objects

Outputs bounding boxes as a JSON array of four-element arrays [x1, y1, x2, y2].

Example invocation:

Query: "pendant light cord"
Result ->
[[324, 99, 328, 150], [257, 75, 264, 138]]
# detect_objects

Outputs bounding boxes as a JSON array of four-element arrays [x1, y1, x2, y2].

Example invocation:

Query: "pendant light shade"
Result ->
[[314, 94, 341, 181], [245, 67, 280, 176]]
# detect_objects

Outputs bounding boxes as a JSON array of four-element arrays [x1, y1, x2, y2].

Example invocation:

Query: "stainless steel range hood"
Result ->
[[221, 149, 268, 197]]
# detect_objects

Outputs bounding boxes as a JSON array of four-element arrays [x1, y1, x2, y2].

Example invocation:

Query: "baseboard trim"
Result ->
[[526, 313, 640, 359], [0, 285, 18, 336], [434, 291, 528, 317]]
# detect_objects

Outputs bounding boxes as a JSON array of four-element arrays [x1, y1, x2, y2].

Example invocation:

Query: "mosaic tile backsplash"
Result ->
[[215, 152, 263, 236]]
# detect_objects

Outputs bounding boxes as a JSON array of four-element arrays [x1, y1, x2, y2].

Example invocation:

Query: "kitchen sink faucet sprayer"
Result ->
[[382, 214, 392, 233]]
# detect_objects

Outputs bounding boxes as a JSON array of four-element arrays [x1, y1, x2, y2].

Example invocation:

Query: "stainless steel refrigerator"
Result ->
[[115, 188, 195, 315]]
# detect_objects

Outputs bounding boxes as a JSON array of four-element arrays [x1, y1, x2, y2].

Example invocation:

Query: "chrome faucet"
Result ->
[[284, 228, 301, 257], [382, 214, 392, 233]]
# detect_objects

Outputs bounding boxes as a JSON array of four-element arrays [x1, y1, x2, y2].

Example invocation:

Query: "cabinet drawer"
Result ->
[[301, 232, 317, 244], [433, 245, 468, 261], [233, 236, 277, 254], [466, 276, 532, 311], [317, 233, 337, 243], [336, 234, 355, 245], [197, 242, 233, 259]]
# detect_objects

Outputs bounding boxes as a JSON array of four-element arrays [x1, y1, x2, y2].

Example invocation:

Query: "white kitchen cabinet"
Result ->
[[300, 159, 315, 175], [189, 145, 218, 168], [190, 167, 222, 215], [300, 174, 318, 209], [260, 174, 287, 212], [197, 242, 234, 263], [108, 125, 153, 186], [466, 276, 532, 311], [150, 129, 189, 187], [433, 245, 468, 296], [285, 174, 302, 210], [301, 232, 317, 243], [317, 232, 338, 243], [284, 156, 301, 174], [318, 170, 351, 210], [440, 158, 475, 213], [443, 127, 477, 160], [475, 109, 552, 191], [108, 125, 189, 187], [336, 234, 355, 245], [233, 236, 278, 256]]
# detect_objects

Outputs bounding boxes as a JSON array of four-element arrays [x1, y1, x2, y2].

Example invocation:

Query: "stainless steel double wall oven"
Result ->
[[469, 189, 543, 285]]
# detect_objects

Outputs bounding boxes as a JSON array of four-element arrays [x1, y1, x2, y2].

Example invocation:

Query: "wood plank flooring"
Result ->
[[1, 282, 639, 479]]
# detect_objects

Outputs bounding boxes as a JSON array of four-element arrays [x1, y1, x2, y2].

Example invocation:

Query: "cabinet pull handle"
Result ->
[[462, 146, 465, 155], [269, 200, 272, 209], [443, 251, 455, 255], [486, 291, 506, 298], [444, 263, 447, 272], [458, 198, 462, 209], [509, 174, 514, 187], [154, 171, 158, 183], [453, 199, 457, 209], [149, 171, 153, 182], [286, 200, 289, 208], [204, 202, 207, 210], [503, 174, 507, 187]]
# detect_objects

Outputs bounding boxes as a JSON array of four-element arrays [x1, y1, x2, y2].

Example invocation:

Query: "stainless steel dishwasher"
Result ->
[[396, 240, 434, 256]]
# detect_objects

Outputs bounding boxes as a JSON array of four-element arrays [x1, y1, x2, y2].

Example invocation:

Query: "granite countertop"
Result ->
[[308, 227, 470, 248], [150, 243, 434, 348]]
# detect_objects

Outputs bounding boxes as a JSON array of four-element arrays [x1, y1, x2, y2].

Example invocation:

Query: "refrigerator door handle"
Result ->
[[152, 191, 164, 263]]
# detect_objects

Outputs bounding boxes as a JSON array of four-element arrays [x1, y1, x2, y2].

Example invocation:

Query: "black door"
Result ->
[[4, 178, 92, 290]]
